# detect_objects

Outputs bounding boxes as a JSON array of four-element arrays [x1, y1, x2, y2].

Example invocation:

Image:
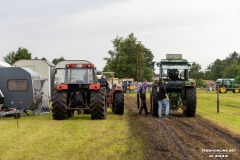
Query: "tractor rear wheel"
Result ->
[[52, 90, 69, 120], [185, 87, 197, 117], [113, 91, 124, 115], [219, 85, 227, 93], [90, 87, 107, 120], [151, 85, 159, 117]]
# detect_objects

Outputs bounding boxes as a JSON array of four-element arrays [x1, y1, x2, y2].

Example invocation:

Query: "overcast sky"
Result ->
[[1, 0, 240, 71]]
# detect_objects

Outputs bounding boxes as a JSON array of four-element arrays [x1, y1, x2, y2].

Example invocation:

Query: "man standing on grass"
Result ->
[[157, 78, 171, 118], [138, 79, 151, 115]]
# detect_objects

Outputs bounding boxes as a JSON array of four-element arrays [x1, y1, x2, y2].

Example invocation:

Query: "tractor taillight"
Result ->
[[65, 64, 94, 68], [66, 64, 77, 68], [82, 64, 94, 68]]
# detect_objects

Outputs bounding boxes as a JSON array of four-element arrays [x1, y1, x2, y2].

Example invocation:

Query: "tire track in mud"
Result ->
[[124, 94, 240, 160]]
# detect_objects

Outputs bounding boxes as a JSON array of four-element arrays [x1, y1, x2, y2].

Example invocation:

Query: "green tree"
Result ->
[[225, 51, 240, 64], [3, 47, 31, 65], [3, 51, 16, 65], [103, 33, 154, 81], [15, 47, 32, 60], [52, 57, 65, 65], [206, 52, 240, 80], [189, 63, 204, 79], [234, 76, 240, 84], [189, 63, 205, 86], [206, 59, 224, 80], [223, 59, 240, 78]]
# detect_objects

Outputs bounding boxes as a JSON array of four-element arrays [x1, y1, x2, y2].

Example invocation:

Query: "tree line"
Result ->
[[2, 34, 240, 85], [189, 52, 240, 85], [3, 47, 65, 65]]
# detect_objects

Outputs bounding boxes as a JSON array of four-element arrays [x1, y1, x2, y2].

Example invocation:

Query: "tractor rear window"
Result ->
[[67, 68, 94, 84], [8, 79, 28, 91]]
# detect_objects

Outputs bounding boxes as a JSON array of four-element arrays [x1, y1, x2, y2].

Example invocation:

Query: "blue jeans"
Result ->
[[158, 99, 170, 118]]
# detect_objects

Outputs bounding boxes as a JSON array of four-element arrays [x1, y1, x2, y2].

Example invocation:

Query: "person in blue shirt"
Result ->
[[98, 75, 109, 90]]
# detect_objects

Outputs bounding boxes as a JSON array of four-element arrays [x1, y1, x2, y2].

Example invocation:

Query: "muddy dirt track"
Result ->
[[124, 95, 240, 160]]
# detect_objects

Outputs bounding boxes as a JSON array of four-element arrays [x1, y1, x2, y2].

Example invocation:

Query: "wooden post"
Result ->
[[136, 42, 141, 82], [216, 82, 220, 113]]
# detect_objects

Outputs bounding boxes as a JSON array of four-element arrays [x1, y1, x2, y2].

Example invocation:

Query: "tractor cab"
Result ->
[[54, 63, 96, 87]]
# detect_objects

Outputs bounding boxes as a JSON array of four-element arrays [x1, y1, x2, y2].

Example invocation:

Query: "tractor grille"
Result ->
[[165, 81, 184, 90]]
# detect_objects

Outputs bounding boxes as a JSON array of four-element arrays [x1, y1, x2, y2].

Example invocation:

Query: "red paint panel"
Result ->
[[57, 84, 68, 90], [89, 83, 100, 90]]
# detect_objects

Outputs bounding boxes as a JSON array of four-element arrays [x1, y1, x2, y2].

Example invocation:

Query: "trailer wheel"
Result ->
[[151, 85, 159, 117], [52, 90, 69, 120], [185, 87, 197, 117], [90, 87, 107, 120], [113, 91, 124, 115]]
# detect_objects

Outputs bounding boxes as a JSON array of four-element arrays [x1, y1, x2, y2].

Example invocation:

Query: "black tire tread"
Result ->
[[185, 87, 197, 117], [90, 87, 107, 120], [113, 91, 124, 115], [52, 90, 69, 120], [151, 85, 159, 117]]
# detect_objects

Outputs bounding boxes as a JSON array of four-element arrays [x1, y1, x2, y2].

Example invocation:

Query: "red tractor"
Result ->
[[106, 78, 124, 115], [52, 61, 107, 120]]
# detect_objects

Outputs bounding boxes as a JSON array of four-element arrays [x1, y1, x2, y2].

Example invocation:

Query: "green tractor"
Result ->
[[216, 78, 240, 93], [151, 54, 197, 117]]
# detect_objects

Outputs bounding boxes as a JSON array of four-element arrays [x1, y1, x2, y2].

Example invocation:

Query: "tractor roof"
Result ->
[[160, 54, 188, 64], [161, 59, 188, 64]]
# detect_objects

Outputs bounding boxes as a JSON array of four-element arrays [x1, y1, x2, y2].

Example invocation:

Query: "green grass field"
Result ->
[[0, 90, 239, 159], [0, 110, 143, 160], [197, 89, 240, 134]]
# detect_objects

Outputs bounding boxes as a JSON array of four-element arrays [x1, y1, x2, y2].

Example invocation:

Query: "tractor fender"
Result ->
[[114, 84, 123, 91], [57, 84, 68, 90], [89, 83, 100, 91]]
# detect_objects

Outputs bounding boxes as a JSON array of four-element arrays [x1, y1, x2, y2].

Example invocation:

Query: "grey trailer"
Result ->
[[0, 67, 50, 115], [0, 90, 3, 109], [12, 59, 55, 99]]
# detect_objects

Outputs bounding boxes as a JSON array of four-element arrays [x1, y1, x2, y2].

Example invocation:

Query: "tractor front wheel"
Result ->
[[52, 90, 69, 120], [232, 88, 240, 93]]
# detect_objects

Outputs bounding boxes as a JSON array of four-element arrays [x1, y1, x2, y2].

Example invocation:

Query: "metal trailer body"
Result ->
[[12, 59, 55, 99], [0, 90, 4, 109], [0, 67, 49, 114]]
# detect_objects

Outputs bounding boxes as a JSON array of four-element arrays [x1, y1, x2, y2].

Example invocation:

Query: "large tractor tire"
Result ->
[[185, 87, 197, 117], [219, 85, 227, 93], [113, 91, 124, 115], [232, 88, 240, 93], [151, 85, 159, 117], [137, 93, 140, 109], [90, 87, 107, 120], [52, 90, 69, 120]]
